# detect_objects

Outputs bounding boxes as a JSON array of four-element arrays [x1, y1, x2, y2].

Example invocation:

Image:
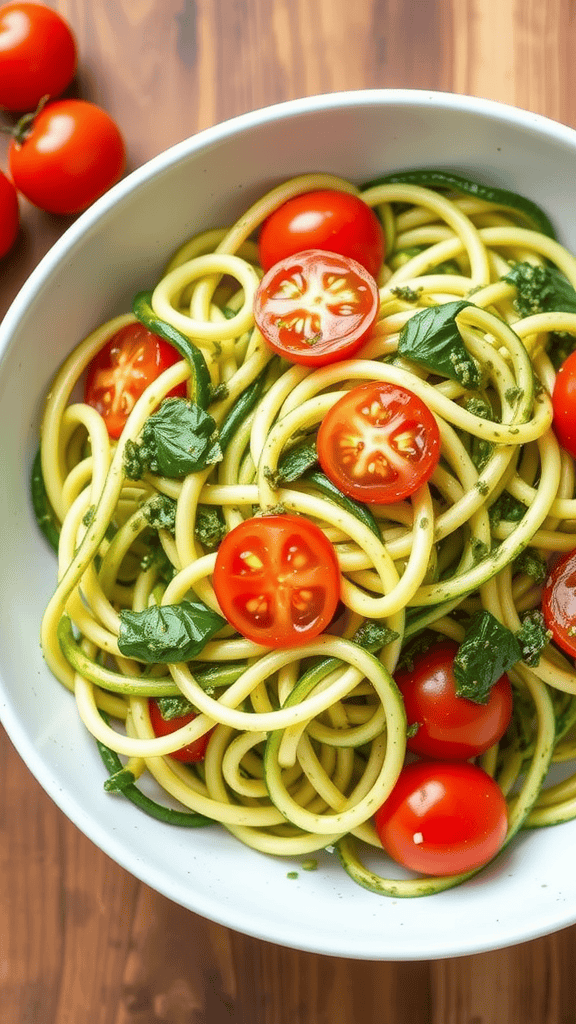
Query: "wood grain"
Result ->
[[2, 1, 576, 1021]]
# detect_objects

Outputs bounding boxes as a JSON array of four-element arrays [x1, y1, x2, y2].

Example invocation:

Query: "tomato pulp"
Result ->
[[212, 514, 341, 648], [258, 189, 384, 278], [148, 699, 212, 763], [85, 322, 187, 438], [253, 249, 379, 366], [317, 380, 441, 504]]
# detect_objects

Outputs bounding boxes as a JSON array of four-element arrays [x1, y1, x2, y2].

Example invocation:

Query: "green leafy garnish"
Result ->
[[515, 610, 552, 667], [453, 611, 522, 704], [195, 505, 226, 550], [142, 493, 177, 532], [123, 398, 222, 480], [118, 600, 225, 663], [397, 301, 480, 387], [504, 262, 576, 318], [155, 695, 196, 720]]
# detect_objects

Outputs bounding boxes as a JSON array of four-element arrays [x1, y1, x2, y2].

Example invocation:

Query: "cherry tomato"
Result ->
[[258, 189, 384, 279], [85, 322, 187, 439], [0, 2, 77, 112], [317, 381, 441, 504], [212, 514, 341, 648], [552, 350, 576, 459], [9, 98, 125, 214], [148, 699, 212, 763], [375, 761, 508, 876], [396, 641, 513, 760], [253, 249, 379, 367], [0, 168, 19, 258], [542, 548, 576, 657]]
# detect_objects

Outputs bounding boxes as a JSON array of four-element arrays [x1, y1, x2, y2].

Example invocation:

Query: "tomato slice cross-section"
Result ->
[[317, 381, 441, 504], [212, 514, 341, 648], [253, 249, 379, 366]]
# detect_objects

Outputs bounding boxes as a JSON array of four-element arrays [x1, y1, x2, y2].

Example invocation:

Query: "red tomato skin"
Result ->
[[542, 548, 576, 657], [212, 514, 341, 648], [254, 249, 379, 367], [9, 99, 125, 214], [258, 189, 384, 278], [0, 169, 19, 258], [552, 350, 576, 459], [85, 322, 187, 439], [375, 761, 508, 876], [148, 700, 212, 763], [396, 641, 513, 760], [0, 2, 77, 112], [317, 381, 441, 504]]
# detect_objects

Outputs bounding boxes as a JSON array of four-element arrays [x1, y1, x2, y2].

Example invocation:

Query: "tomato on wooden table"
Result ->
[[542, 548, 576, 657], [212, 514, 341, 648], [317, 381, 441, 504], [254, 249, 379, 367], [258, 189, 384, 278], [0, 1, 77, 112], [85, 322, 187, 439], [148, 699, 212, 763], [375, 761, 508, 876], [0, 169, 19, 258], [552, 350, 576, 459], [396, 641, 513, 760], [9, 98, 125, 214]]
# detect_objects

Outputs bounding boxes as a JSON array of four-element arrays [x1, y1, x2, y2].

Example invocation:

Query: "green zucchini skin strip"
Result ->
[[58, 613, 247, 696], [365, 169, 557, 240], [303, 469, 381, 539], [132, 290, 212, 409], [97, 713, 214, 827], [31, 447, 60, 553], [218, 368, 268, 452]]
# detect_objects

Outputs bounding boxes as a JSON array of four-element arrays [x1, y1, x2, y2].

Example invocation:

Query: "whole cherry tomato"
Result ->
[[258, 189, 384, 278], [85, 322, 187, 439], [317, 381, 441, 504], [212, 514, 341, 648], [542, 548, 576, 657], [148, 699, 212, 763], [0, 168, 19, 258], [396, 641, 513, 760], [9, 98, 125, 214], [375, 761, 508, 876], [552, 350, 576, 460], [253, 249, 379, 367], [0, 1, 77, 111]]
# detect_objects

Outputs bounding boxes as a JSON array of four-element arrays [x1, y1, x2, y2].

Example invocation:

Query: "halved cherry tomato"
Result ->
[[375, 761, 508, 876], [85, 322, 187, 439], [212, 514, 341, 648], [0, 169, 19, 258], [396, 641, 513, 760], [253, 249, 379, 367], [9, 98, 125, 214], [552, 350, 576, 460], [317, 381, 441, 504], [148, 699, 212, 763], [542, 548, 576, 657], [258, 189, 384, 278], [0, 2, 77, 112]]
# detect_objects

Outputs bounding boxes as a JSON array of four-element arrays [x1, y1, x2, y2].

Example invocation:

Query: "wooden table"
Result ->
[[2, 1, 576, 1020]]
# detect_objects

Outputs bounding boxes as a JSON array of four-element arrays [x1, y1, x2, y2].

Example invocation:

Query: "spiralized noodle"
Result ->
[[36, 171, 576, 897]]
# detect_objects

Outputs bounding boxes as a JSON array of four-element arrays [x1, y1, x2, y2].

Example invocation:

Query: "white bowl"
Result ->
[[3, 89, 576, 960]]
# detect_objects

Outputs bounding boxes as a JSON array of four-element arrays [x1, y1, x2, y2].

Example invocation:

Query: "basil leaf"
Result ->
[[453, 610, 521, 704], [398, 301, 480, 387], [124, 398, 222, 480], [155, 695, 195, 720], [118, 600, 225, 663], [352, 619, 399, 651]]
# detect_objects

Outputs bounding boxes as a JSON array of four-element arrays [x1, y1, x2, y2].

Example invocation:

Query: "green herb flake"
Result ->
[[302, 859, 318, 871], [515, 610, 552, 667], [155, 695, 195, 720], [287, 871, 299, 879], [504, 261, 576, 318], [453, 610, 522, 704]]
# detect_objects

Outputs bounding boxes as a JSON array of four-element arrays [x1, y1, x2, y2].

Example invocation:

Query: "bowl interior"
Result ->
[[2, 90, 576, 959]]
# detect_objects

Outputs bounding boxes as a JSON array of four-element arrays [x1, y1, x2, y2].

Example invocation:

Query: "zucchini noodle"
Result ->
[[35, 171, 576, 898]]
